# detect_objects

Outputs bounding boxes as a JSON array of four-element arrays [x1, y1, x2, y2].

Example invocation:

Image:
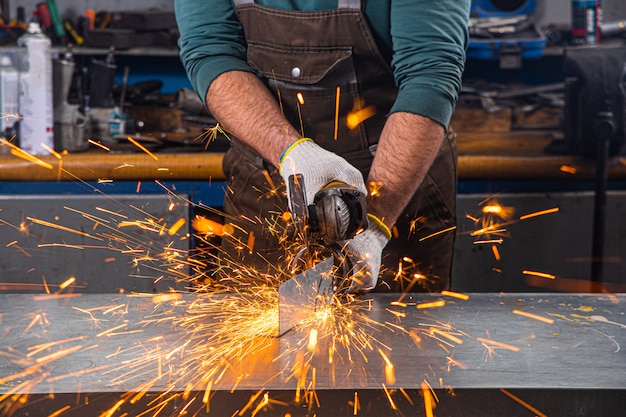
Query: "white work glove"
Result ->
[[343, 214, 392, 292], [279, 138, 367, 209]]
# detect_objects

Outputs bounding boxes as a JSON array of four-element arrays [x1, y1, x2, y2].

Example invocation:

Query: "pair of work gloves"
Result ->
[[280, 138, 392, 292]]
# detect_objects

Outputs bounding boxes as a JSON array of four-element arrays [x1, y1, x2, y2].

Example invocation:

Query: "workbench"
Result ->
[[0, 292, 624, 416]]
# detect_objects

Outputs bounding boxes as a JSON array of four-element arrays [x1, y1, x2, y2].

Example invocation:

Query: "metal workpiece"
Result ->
[[0, 194, 190, 294], [0, 293, 624, 416]]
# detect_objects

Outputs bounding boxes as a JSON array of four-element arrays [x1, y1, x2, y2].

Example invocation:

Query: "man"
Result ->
[[175, 0, 470, 292]]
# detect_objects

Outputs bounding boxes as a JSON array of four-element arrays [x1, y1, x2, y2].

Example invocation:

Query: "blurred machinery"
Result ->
[[470, 0, 536, 18], [542, 44, 626, 284], [468, 0, 545, 69]]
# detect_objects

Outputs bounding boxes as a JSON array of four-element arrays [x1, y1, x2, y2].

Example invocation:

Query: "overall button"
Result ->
[[291, 67, 301, 78]]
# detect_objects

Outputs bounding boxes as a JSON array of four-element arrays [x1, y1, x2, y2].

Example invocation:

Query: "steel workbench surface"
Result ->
[[0, 292, 624, 416]]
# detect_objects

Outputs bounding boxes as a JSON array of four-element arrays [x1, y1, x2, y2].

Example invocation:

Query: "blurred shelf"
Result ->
[[0, 45, 180, 57]]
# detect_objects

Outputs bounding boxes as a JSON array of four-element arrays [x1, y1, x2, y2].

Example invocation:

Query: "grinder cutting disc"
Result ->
[[277, 256, 335, 336]]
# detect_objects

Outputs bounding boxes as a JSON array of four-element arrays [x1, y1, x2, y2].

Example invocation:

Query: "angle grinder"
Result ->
[[287, 174, 368, 246], [286, 173, 368, 291]]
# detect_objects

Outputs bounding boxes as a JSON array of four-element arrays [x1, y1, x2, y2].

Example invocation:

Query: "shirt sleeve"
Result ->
[[175, 0, 255, 105], [389, 0, 470, 128]]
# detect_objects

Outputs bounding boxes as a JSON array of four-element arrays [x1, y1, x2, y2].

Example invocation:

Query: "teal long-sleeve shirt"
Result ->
[[175, 0, 470, 128]]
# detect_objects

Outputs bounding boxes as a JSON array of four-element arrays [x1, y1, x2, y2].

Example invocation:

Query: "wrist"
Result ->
[[367, 213, 392, 241], [279, 138, 313, 171]]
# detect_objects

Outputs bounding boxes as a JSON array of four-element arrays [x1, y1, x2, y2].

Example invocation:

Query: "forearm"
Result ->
[[205, 70, 301, 167], [366, 112, 445, 229]]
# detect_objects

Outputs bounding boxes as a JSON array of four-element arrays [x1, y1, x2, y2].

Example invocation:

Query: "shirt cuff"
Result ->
[[390, 85, 457, 128]]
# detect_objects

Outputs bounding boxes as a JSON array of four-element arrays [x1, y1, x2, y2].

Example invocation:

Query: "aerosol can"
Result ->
[[17, 22, 54, 155], [53, 46, 87, 151]]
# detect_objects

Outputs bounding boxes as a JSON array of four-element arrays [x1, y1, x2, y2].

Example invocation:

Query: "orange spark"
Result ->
[[378, 348, 396, 385], [476, 337, 520, 352], [416, 300, 446, 310], [308, 328, 318, 351], [522, 270, 556, 280], [27, 217, 103, 240], [47, 405, 71, 417], [384, 362, 396, 385], [381, 383, 397, 410], [95, 206, 128, 219], [96, 323, 128, 337], [251, 392, 270, 417], [466, 213, 480, 222], [368, 181, 383, 198], [512, 309, 555, 324], [419, 226, 457, 242], [334, 86, 340, 140], [152, 293, 182, 304], [441, 290, 469, 300], [261, 169, 278, 197], [447, 356, 468, 370], [296, 92, 305, 105], [482, 203, 515, 220], [398, 388, 415, 406], [168, 217, 186, 236], [192, 216, 231, 236], [1, 137, 54, 169], [431, 328, 463, 345], [58, 276, 76, 291], [202, 379, 213, 406], [346, 105, 376, 130], [492, 244, 501, 261], [500, 389, 548, 417], [473, 238, 503, 245], [32, 293, 82, 300], [482, 205, 503, 214], [88, 139, 111, 151], [519, 207, 559, 220], [470, 227, 506, 237], [390, 301, 408, 307], [353, 391, 360, 415], [42, 275, 51, 294], [100, 399, 125, 417], [421, 381, 435, 417], [247, 231, 256, 253], [560, 165, 578, 174], [127, 136, 158, 160], [409, 330, 422, 348], [239, 389, 264, 416]]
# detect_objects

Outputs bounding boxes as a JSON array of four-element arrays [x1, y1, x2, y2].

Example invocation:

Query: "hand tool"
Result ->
[[277, 173, 368, 336], [288, 173, 368, 247]]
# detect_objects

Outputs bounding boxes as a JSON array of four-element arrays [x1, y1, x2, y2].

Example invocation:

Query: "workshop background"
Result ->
[[2, 0, 626, 295]]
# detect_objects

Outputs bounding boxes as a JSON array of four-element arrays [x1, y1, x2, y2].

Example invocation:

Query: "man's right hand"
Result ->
[[279, 138, 367, 209]]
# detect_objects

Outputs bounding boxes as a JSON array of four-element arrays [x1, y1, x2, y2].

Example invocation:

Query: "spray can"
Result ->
[[572, 0, 602, 45], [0, 53, 19, 136], [16, 22, 54, 154], [53, 46, 87, 152]]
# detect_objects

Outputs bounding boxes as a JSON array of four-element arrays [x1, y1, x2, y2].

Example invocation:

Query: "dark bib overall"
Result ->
[[221, 0, 457, 292]]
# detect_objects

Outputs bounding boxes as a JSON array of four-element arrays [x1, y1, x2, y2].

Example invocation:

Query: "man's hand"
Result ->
[[342, 214, 391, 292], [279, 138, 367, 209]]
